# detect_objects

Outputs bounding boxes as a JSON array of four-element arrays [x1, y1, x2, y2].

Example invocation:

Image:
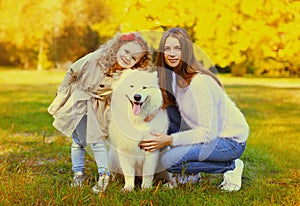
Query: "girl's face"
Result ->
[[163, 36, 182, 68], [116, 41, 145, 68]]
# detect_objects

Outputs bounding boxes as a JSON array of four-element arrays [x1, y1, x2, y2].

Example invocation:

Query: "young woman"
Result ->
[[48, 32, 151, 193], [139, 28, 249, 191]]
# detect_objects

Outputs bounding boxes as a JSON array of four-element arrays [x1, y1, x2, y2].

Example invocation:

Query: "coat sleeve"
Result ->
[[58, 54, 92, 92], [48, 53, 92, 117]]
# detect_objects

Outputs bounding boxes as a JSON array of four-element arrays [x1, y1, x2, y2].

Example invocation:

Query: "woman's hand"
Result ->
[[139, 132, 173, 152]]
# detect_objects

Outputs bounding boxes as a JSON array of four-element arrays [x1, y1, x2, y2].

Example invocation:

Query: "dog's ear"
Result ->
[[152, 71, 157, 76], [111, 69, 134, 90]]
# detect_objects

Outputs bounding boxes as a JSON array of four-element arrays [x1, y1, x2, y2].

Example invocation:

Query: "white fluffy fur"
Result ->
[[108, 69, 169, 191]]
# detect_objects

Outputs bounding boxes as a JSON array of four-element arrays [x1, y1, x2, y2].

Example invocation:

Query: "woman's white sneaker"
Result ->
[[163, 173, 201, 189], [219, 159, 244, 192], [163, 176, 178, 189], [179, 173, 201, 184]]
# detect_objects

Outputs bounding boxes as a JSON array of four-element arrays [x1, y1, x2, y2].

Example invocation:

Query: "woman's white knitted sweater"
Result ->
[[171, 73, 249, 146]]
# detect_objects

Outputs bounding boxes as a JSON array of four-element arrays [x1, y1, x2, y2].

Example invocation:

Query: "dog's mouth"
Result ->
[[126, 94, 149, 116]]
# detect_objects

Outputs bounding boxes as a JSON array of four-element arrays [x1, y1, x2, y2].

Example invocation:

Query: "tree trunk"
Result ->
[[37, 38, 44, 71]]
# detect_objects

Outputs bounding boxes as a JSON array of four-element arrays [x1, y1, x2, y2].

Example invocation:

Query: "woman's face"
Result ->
[[163, 36, 182, 68], [116, 41, 145, 68]]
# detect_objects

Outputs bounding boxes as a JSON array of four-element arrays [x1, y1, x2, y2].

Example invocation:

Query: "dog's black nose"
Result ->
[[134, 94, 141, 101]]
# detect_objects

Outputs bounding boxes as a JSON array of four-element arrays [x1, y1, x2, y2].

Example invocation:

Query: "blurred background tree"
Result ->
[[0, 0, 299, 77]]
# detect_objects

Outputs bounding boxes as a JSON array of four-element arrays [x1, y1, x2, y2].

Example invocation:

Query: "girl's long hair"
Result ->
[[155, 28, 223, 107], [96, 32, 152, 72]]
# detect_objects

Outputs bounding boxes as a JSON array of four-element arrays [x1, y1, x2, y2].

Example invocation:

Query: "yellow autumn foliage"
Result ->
[[0, 0, 299, 76]]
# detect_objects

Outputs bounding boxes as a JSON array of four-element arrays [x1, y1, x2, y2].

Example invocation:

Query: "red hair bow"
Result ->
[[120, 33, 136, 41]]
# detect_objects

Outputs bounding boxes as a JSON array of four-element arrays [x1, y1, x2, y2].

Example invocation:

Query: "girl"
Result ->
[[48, 32, 151, 193], [139, 28, 249, 191]]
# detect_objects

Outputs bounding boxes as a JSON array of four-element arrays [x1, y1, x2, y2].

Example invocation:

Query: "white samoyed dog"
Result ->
[[108, 69, 169, 192]]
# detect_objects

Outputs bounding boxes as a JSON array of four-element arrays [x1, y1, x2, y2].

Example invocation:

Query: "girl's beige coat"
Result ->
[[48, 50, 113, 145]]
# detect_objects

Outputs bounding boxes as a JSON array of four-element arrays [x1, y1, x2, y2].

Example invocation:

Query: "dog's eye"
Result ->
[[142, 86, 147, 89], [130, 85, 134, 88]]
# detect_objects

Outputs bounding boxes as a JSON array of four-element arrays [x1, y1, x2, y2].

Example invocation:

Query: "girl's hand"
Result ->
[[139, 132, 173, 152]]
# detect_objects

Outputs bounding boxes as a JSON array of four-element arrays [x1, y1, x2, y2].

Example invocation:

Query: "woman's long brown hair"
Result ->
[[155, 28, 223, 107]]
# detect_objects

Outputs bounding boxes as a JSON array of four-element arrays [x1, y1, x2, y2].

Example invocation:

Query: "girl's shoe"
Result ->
[[70, 171, 85, 188], [92, 174, 110, 193], [218, 159, 244, 192]]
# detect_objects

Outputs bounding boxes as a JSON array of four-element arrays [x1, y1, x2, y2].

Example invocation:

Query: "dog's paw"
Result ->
[[141, 186, 153, 191], [141, 183, 152, 191], [120, 187, 133, 193]]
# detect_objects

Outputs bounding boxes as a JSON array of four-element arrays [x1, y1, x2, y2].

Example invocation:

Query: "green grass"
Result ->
[[0, 69, 299, 205]]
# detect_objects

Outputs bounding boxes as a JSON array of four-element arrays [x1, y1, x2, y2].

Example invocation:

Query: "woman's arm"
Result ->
[[140, 75, 221, 151], [171, 75, 220, 146], [139, 132, 173, 152]]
